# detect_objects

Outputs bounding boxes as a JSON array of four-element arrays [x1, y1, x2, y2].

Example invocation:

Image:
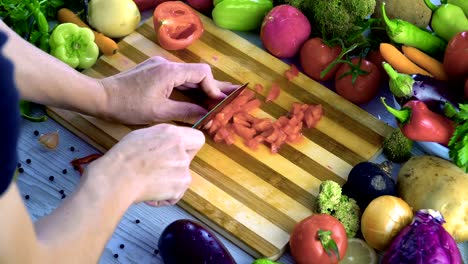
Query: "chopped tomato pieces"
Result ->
[[284, 64, 299, 81], [243, 99, 262, 112], [204, 85, 324, 154], [266, 83, 281, 103], [254, 83, 264, 93]]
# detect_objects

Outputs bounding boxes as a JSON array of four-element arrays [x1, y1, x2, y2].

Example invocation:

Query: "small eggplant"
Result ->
[[342, 161, 396, 210], [158, 219, 237, 264], [383, 62, 464, 115]]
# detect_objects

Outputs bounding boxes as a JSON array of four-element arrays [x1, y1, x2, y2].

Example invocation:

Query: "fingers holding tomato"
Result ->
[[290, 214, 348, 264], [153, 1, 204, 51], [335, 57, 381, 105]]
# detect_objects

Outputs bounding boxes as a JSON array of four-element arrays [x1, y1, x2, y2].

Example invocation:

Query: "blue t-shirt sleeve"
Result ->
[[0, 31, 20, 196]]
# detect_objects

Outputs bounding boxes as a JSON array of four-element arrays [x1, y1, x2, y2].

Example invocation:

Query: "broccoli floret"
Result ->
[[317, 180, 361, 238], [382, 128, 413, 163], [252, 259, 282, 264], [280, 0, 376, 44], [317, 180, 342, 214], [333, 195, 361, 237]]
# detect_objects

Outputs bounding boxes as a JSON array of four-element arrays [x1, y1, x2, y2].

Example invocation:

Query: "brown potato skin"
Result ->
[[397, 156, 468, 242], [373, 0, 432, 28]]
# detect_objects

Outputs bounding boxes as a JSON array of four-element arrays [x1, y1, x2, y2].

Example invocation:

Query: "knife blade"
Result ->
[[192, 83, 249, 130]]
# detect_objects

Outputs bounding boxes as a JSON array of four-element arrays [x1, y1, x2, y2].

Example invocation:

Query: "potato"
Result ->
[[397, 156, 468, 242], [373, 0, 432, 29]]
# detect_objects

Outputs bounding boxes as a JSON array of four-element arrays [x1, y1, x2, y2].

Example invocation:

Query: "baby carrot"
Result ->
[[57, 8, 119, 56], [379, 43, 432, 77], [402, 45, 448, 80]]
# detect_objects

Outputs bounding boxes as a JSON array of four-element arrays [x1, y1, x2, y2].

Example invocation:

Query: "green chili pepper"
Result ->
[[49, 23, 99, 69], [425, 0, 468, 42], [381, 2, 447, 59], [212, 0, 273, 32], [445, 0, 468, 17], [27, 2, 50, 52]]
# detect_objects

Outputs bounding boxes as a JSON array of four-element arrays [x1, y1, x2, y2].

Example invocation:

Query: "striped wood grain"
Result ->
[[47, 13, 393, 260]]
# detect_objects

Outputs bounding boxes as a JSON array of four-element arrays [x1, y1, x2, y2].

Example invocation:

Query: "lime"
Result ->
[[340, 238, 378, 264]]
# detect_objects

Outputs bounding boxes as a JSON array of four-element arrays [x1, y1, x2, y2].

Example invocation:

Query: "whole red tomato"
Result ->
[[300, 38, 342, 82], [153, 2, 204, 51], [335, 57, 381, 104], [290, 214, 348, 264], [443, 31, 468, 79]]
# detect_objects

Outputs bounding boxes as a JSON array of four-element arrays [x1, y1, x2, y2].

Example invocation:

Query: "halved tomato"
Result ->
[[153, 1, 204, 51]]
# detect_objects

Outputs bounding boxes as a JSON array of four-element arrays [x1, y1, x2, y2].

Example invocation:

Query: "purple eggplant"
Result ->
[[383, 62, 464, 115], [158, 219, 237, 264]]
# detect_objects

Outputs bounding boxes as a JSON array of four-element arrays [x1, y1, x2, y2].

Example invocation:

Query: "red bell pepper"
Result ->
[[381, 98, 455, 146]]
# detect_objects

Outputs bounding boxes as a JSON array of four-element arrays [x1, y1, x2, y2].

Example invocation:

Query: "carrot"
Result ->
[[401, 45, 448, 80], [57, 8, 119, 56], [379, 43, 432, 77]]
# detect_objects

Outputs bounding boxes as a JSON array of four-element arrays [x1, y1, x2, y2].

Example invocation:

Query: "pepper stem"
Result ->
[[383, 62, 415, 98], [317, 230, 340, 260], [424, 0, 438, 12], [381, 2, 398, 34], [381, 97, 412, 124]]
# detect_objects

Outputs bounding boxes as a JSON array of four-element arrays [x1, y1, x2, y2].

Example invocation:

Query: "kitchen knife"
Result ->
[[192, 83, 248, 130]]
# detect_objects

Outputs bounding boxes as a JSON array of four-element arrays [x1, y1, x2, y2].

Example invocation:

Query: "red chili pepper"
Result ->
[[381, 98, 455, 146], [70, 153, 102, 175]]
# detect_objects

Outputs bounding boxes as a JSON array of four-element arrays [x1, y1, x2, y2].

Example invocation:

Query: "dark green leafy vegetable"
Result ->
[[0, 0, 84, 51], [444, 102, 468, 172]]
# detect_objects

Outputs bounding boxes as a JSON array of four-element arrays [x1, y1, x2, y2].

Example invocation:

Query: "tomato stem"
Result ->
[[336, 57, 370, 84], [319, 42, 360, 79], [317, 229, 340, 260]]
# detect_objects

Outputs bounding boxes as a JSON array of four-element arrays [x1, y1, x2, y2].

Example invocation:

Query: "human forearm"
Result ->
[[0, 20, 108, 118], [34, 170, 137, 263]]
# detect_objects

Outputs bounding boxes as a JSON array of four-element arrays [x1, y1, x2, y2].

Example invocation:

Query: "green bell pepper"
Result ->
[[212, 0, 273, 32], [49, 23, 99, 69], [19, 100, 47, 122], [445, 0, 468, 17], [425, 0, 468, 41]]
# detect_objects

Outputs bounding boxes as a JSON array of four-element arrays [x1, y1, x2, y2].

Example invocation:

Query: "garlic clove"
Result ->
[[39, 130, 59, 149]]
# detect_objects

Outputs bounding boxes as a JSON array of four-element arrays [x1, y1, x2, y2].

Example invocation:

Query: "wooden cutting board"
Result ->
[[47, 12, 393, 260]]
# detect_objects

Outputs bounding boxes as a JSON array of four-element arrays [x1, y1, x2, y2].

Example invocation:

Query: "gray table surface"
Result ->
[[15, 11, 467, 263]]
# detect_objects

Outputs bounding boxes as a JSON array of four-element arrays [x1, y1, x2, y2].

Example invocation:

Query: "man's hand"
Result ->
[[100, 56, 238, 125], [84, 123, 205, 206]]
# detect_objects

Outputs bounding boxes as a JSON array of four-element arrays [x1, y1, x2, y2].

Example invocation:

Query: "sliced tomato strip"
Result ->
[[243, 99, 262, 112], [266, 83, 281, 103], [233, 123, 256, 140]]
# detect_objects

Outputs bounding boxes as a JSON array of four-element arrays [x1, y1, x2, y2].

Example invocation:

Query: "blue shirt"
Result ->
[[0, 31, 20, 196]]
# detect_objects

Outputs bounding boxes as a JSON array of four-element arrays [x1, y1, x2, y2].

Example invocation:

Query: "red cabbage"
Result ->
[[382, 209, 462, 264]]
